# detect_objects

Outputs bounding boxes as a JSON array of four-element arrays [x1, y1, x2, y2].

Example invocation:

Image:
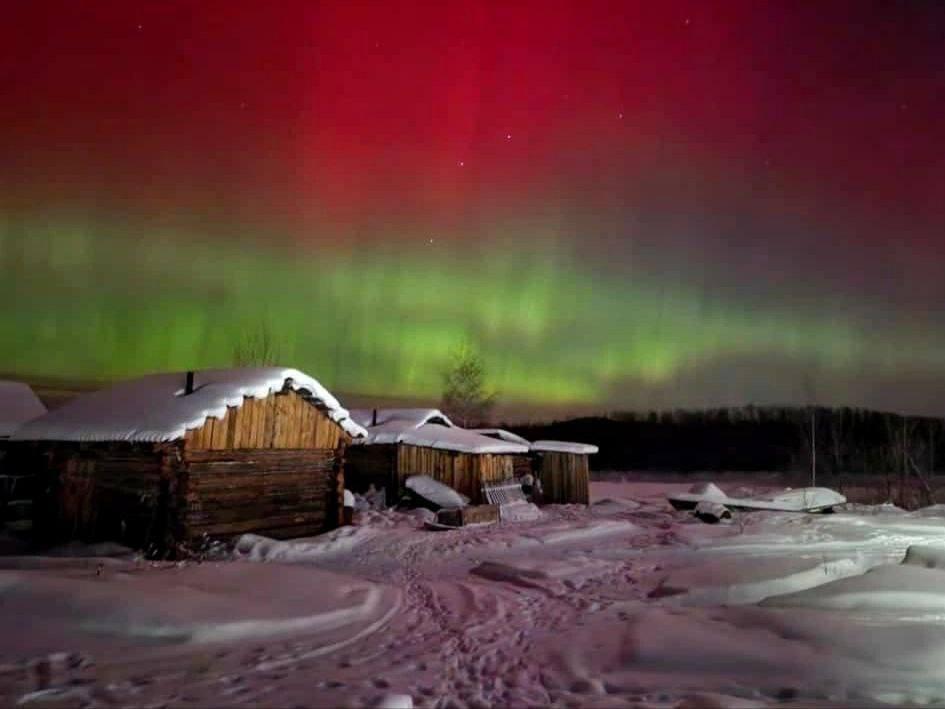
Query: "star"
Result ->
[[505, 133, 512, 140], [458, 160, 465, 167], [136, 24, 143, 30], [684, 17, 691, 26], [618, 112, 624, 119]]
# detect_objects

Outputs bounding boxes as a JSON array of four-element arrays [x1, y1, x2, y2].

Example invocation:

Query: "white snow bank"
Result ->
[[651, 554, 874, 606], [689, 482, 728, 501], [11, 367, 366, 442], [537, 602, 945, 705], [0, 562, 399, 662], [762, 562, 945, 612], [404, 475, 468, 509], [234, 526, 380, 563], [0, 380, 46, 437], [902, 545, 945, 569], [530, 440, 599, 455]]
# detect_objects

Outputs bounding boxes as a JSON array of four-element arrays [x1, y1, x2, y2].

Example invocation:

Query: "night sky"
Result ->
[[2, 1, 944, 417]]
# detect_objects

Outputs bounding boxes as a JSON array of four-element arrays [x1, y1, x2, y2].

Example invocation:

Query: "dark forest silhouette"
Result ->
[[510, 406, 944, 482]]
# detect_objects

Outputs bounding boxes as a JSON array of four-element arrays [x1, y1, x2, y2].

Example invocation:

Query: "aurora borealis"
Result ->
[[2, 1, 945, 417]]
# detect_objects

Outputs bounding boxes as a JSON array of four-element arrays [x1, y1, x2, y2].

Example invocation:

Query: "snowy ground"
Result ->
[[5, 478, 945, 707]]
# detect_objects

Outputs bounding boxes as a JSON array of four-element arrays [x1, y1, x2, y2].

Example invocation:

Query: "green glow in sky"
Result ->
[[2, 214, 943, 410]]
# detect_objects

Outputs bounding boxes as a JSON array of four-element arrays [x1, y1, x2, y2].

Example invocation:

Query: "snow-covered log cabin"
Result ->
[[473, 430, 598, 505], [345, 409, 529, 505], [8, 368, 366, 552]]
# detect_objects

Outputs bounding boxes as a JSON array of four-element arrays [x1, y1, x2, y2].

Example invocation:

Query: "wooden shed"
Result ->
[[8, 368, 366, 552], [529, 441, 598, 505], [473, 430, 598, 505], [345, 409, 530, 505]]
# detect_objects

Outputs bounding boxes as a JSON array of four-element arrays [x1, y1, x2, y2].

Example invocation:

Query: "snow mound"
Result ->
[[11, 367, 366, 442], [689, 482, 728, 501], [762, 563, 945, 611], [902, 545, 945, 569], [405, 475, 468, 509], [234, 527, 379, 563], [0, 562, 399, 662], [650, 554, 874, 605]]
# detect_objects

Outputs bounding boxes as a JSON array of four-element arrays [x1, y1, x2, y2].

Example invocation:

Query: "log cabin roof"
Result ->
[[10, 367, 366, 442], [0, 380, 47, 438], [349, 408, 528, 454]]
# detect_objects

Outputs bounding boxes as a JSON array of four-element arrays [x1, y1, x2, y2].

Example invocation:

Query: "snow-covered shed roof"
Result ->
[[11, 368, 366, 443], [349, 408, 454, 429], [0, 381, 47, 438], [470, 428, 532, 447], [349, 408, 528, 455], [530, 440, 599, 455]]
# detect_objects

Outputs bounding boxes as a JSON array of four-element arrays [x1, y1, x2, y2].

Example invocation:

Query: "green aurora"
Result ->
[[3, 214, 943, 411]]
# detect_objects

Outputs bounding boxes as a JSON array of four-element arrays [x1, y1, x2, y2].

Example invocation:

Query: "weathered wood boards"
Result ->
[[536, 452, 590, 505]]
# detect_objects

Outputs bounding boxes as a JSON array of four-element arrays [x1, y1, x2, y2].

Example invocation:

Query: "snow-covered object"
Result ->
[[694, 500, 731, 523], [350, 409, 528, 454], [10, 367, 366, 442], [470, 428, 532, 446], [343, 489, 356, 508], [0, 381, 46, 438], [669, 484, 845, 513], [529, 440, 599, 455], [405, 475, 468, 509]]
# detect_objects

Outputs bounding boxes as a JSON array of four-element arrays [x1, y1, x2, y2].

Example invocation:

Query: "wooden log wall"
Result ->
[[182, 389, 347, 452], [537, 452, 590, 505], [395, 445, 514, 504], [182, 448, 341, 540]]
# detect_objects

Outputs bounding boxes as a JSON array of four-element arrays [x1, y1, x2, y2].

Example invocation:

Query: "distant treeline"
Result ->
[[509, 406, 945, 475]]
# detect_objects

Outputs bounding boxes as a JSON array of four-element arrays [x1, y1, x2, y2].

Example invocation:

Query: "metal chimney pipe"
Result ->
[[185, 371, 195, 395]]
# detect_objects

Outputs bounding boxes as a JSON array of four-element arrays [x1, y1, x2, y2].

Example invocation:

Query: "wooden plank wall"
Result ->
[[181, 448, 340, 539], [182, 390, 347, 451], [395, 445, 514, 503], [537, 452, 590, 504]]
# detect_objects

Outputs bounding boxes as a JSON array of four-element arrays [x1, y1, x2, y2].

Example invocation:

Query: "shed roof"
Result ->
[[0, 381, 47, 438], [530, 440, 599, 455], [350, 408, 528, 454], [11, 367, 366, 443]]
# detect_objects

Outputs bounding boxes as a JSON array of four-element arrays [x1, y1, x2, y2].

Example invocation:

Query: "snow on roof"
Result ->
[[530, 440, 599, 455], [470, 428, 533, 447], [351, 413, 528, 454], [0, 381, 47, 438], [348, 408, 454, 429], [10, 367, 366, 443]]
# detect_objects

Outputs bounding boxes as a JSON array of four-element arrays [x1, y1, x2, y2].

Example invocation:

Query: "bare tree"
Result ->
[[441, 343, 497, 427], [233, 320, 281, 367]]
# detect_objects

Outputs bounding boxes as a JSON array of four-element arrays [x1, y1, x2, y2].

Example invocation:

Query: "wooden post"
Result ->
[[811, 408, 816, 488]]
